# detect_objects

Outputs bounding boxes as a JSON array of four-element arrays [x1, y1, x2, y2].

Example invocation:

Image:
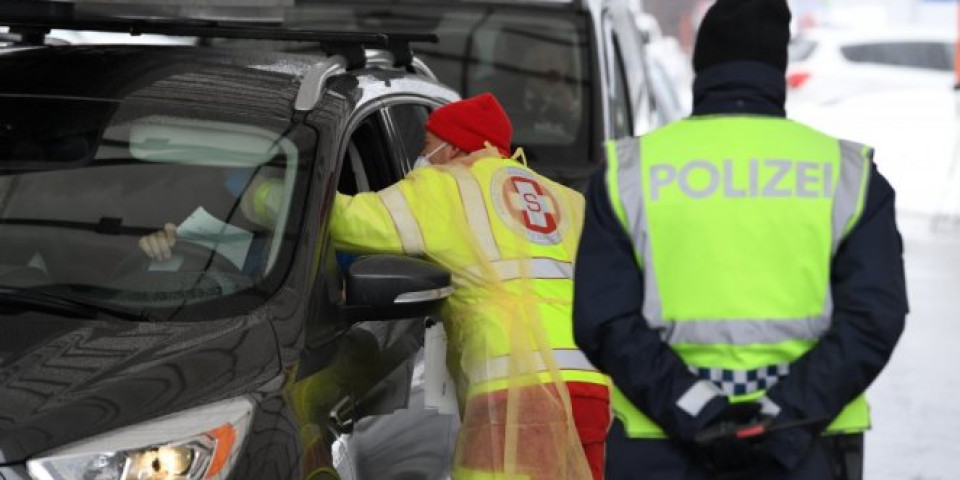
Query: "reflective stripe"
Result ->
[[676, 380, 724, 417], [467, 349, 598, 384], [663, 316, 830, 346], [612, 138, 665, 326], [605, 141, 629, 228], [616, 138, 871, 336], [834, 140, 872, 252], [758, 395, 782, 417], [448, 167, 501, 262], [465, 258, 573, 281], [378, 186, 425, 255], [692, 364, 790, 397]]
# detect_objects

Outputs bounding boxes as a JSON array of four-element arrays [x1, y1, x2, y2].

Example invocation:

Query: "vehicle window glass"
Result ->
[[0, 96, 314, 320], [788, 38, 818, 62], [387, 104, 430, 173], [610, 35, 633, 138], [841, 42, 954, 72], [340, 112, 396, 193]]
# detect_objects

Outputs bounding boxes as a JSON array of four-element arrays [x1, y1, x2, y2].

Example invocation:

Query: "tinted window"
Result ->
[[340, 113, 397, 193], [841, 41, 955, 71], [387, 104, 430, 173]]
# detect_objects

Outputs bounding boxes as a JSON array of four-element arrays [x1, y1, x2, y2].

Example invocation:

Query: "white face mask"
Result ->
[[412, 142, 447, 170]]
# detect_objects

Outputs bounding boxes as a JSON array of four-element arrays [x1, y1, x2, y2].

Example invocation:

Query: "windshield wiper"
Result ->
[[0, 287, 150, 322]]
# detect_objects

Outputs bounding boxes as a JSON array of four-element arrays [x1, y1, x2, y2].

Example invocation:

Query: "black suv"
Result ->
[[0, 12, 459, 480]]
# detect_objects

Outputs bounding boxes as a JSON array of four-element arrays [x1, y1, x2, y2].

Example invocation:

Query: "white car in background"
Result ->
[[787, 28, 956, 106], [634, 12, 694, 115]]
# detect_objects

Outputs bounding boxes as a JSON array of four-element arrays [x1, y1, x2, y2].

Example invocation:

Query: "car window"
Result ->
[[0, 95, 315, 320], [339, 112, 397, 194], [789, 38, 818, 62], [841, 41, 955, 72], [386, 104, 431, 174]]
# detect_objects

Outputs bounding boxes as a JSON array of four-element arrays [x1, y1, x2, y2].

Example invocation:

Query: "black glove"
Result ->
[[693, 401, 776, 479]]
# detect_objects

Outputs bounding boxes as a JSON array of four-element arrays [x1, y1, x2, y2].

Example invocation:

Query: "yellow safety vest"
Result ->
[[604, 116, 873, 438], [325, 156, 608, 399]]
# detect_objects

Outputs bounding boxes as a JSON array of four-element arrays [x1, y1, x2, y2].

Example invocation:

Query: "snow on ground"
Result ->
[[790, 88, 960, 479], [866, 213, 960, 480]]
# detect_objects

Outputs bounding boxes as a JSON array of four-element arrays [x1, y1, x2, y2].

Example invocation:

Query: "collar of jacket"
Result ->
[[447, 146, 509, 168], [691, 61, 787, 118]]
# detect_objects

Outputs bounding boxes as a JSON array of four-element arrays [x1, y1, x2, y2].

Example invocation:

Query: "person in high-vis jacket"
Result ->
[[572, 1, 908, 480], [327, 93, 607, 480]]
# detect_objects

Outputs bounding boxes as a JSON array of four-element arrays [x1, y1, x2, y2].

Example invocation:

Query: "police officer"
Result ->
[[572, 1, 908, 479]]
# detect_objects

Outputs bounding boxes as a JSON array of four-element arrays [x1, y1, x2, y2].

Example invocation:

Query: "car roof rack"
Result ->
[[0, 16, 437, 70]]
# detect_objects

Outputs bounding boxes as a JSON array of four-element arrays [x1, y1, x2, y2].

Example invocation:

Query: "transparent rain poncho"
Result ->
[[291, 146, 592, 479], [428, 154, 591, 480]]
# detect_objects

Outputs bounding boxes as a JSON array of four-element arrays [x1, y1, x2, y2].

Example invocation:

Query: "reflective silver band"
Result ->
[[677, 380, 725, 417], [663, 316, 830, 346], [379, 186, 424, 255], [611, 138, 664, 326], [465, 258, 574, 281], [613, 136, 874, 344], [448, 167, 501, 262], [834, 140, 872, 253], [758, 395, 782, 417], [466, 349, 599, 384]]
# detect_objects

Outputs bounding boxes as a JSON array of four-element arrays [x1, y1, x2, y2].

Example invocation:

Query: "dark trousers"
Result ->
[[605, 420, 864, 480]]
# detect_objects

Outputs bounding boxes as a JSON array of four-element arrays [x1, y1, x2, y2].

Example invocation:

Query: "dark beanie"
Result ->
[[692, 0, 792, 74]]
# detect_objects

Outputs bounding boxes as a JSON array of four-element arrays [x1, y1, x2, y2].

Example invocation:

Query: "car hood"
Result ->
[[0, 311, 280, 464]]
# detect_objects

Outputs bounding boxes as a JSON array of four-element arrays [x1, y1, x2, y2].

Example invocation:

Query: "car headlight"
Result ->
[[26, 396, 254, 480]]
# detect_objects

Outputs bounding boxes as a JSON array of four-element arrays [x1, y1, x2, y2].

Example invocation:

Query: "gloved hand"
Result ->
[[693, 401, 776, 479]]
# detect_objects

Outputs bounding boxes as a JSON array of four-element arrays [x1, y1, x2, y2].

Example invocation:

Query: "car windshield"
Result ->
[[214, 5, 594, 181], [0, 96, 313, 321]]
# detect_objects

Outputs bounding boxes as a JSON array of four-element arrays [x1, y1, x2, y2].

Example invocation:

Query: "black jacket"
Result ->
[[572, 61, 908, 469]]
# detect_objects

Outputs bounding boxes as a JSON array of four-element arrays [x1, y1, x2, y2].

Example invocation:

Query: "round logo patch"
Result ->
[[491, 167, 565, 245]]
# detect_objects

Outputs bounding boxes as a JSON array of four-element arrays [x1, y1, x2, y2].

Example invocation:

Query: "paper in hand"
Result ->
[[176, 207, 254, 270]]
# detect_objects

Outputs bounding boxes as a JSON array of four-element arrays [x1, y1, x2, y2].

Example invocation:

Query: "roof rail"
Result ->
[[0, 16, 437, 69]]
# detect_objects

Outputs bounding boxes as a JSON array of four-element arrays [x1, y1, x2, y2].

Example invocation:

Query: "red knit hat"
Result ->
[[425, 93, 513, 157]]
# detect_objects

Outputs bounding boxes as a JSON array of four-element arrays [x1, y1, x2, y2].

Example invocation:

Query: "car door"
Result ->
[[328, 105, 424, 427], [339, 98, 459, 480]]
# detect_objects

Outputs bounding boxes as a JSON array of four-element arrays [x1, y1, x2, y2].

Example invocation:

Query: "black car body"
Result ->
[[0, 26, 459, 480]]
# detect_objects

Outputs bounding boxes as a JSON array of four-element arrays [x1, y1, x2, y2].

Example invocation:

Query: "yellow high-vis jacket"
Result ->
[[328, 151, 598, 479]]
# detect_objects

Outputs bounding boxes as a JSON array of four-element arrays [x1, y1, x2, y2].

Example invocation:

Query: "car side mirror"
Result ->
[[341, 255, 452, 322]]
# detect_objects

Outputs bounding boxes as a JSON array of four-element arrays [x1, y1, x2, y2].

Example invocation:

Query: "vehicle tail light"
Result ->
[[787, 71, 812, 89]]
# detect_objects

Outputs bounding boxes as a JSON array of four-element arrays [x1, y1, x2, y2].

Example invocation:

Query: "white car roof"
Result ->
[[797, 27, 956, 45]]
